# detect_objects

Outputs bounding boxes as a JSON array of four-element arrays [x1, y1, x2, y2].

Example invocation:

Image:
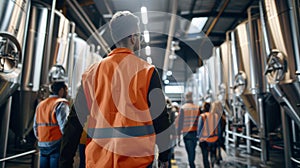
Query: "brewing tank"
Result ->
[[262, 0, 300, 126], [0, 0, 30, 106]]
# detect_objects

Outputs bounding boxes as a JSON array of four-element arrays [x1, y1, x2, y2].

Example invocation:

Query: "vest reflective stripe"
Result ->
[[36, 97, 68, 142], [88, 125, 154, 139], [199, 113, 219, 142], [181, 103, 200, 133], [82, 48, 156, 167]]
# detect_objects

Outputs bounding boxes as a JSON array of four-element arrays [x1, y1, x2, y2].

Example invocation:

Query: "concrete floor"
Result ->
[[4, 142, 286, 168]]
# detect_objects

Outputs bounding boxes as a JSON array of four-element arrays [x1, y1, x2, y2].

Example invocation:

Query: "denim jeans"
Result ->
[[183, 131, 198, 168], [39, 142, 60, 168], [200, 141, 217, 168]]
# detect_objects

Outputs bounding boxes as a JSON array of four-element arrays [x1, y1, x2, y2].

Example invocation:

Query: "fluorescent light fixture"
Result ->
[[141, 6, 148, 24], [146, 56, 152, 64], [145, 45, 151, 56], [188, 17, 208, 34], [143, 30, 150, 43]]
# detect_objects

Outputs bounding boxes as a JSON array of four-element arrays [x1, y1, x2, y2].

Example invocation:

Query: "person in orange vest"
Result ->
[[59, 11, 171, 168], [197, 101, 222, 168], [33, 81, 69, 168], [177, 92, 201, 168]]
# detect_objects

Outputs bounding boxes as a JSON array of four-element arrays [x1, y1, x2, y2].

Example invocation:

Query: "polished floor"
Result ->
[[4, 141, 285, 168]]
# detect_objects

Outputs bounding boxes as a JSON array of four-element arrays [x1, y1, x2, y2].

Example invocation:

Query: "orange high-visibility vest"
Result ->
[[199, 112, 219, 143], [35, 97, 69, 142], [82, 48, 156, 168], [181, 103, 200, 133]]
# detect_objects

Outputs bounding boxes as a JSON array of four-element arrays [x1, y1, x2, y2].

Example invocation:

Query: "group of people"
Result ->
[[176, 92, 226, 168], [32, 10, 226, 168]]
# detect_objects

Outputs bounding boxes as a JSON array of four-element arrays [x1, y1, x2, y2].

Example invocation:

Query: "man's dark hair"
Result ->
[[51, 82, 66, 95], [202, 102, 211, 113]]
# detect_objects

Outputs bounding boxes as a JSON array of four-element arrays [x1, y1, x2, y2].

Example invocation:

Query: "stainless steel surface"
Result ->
[[0, 0, 30, 51], [263, 0, 299, 83], [0, 97, 12, 168], [232, 16, 266, 95], [281, 106, 292, 168], [206, 47, 223, 102], [21, 4, 49, 92]]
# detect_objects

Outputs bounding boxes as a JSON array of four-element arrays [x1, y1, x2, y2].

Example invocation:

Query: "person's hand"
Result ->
[[158, 160, 169, 168]]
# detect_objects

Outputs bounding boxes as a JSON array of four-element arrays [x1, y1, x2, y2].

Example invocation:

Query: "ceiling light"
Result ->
[[146, 56, 152, 64], [141, 6, 148, 24], [164, 79, 170, 85], [143, 30, 150, 43], [145, 45, 151, 56]]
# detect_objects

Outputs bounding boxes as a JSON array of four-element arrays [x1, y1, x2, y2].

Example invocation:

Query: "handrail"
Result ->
[[0, 150, 37, 162]]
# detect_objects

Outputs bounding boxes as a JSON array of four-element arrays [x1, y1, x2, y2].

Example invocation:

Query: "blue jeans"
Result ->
[[183, 132, 198, 168], [39, 142, 60, 168]]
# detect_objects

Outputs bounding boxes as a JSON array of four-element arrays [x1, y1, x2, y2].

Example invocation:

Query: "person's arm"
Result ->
[[56, 102, 70, 134], [148, 68, 171, 163], [197, 115, 203, 138]]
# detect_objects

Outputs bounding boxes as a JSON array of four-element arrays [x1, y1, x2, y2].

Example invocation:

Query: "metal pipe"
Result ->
[[287, 0, 300, 79], [66, 0, 110, 54], [41, 0, 56, 84], [162, 0, 178, 80], [0, 97, 12, 168], [206, 0, 230, 36], [257, 95, 268, 163], [245, 113, 251, 153], [67, 22, 75, 95], [281, 106, 292, 168], [71, 0, 110, 53], [226, 130, 261, 143], [0, 150, 37, 162], [250, 145, 262, 152], [291, 157, 300, 165]]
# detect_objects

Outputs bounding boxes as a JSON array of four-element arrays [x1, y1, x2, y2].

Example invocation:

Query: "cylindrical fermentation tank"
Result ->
[[262, 0, 300, 126], [10, 2, 74, 141], [0, 0, 30, 106]]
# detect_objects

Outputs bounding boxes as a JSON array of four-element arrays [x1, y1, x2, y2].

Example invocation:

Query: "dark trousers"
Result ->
[[39, 142, 61, 168], [200, 141, 217, 168], [183, 132, 197, 168]]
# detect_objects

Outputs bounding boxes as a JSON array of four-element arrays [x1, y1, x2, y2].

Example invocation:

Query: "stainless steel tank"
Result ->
[[205, 47, 223, 102], [46, 10, 71, 84], [231, 15, 266, 124], [262, 0, 300, 126], [220, 41, 232, 116], [0, 0, 30, 52], [197, 66, 211, 103], [10, 3, 74, 140], [0, 0, 30, 106]]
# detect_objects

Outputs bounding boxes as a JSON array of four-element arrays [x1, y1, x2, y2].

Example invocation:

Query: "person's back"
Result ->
[[78, 11, 171, 168], [177, 92, 200, 168], [33, 81, 69, 168], [197, 101, 222, 168]]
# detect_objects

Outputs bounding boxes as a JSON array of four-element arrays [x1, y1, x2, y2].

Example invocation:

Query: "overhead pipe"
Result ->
[[162, 0, 178, 81], [206, 0, 230, 36], [66, 0, 111, 54]]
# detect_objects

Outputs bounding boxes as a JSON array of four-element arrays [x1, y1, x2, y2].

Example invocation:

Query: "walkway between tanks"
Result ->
[[171, 142, 285, 168]]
